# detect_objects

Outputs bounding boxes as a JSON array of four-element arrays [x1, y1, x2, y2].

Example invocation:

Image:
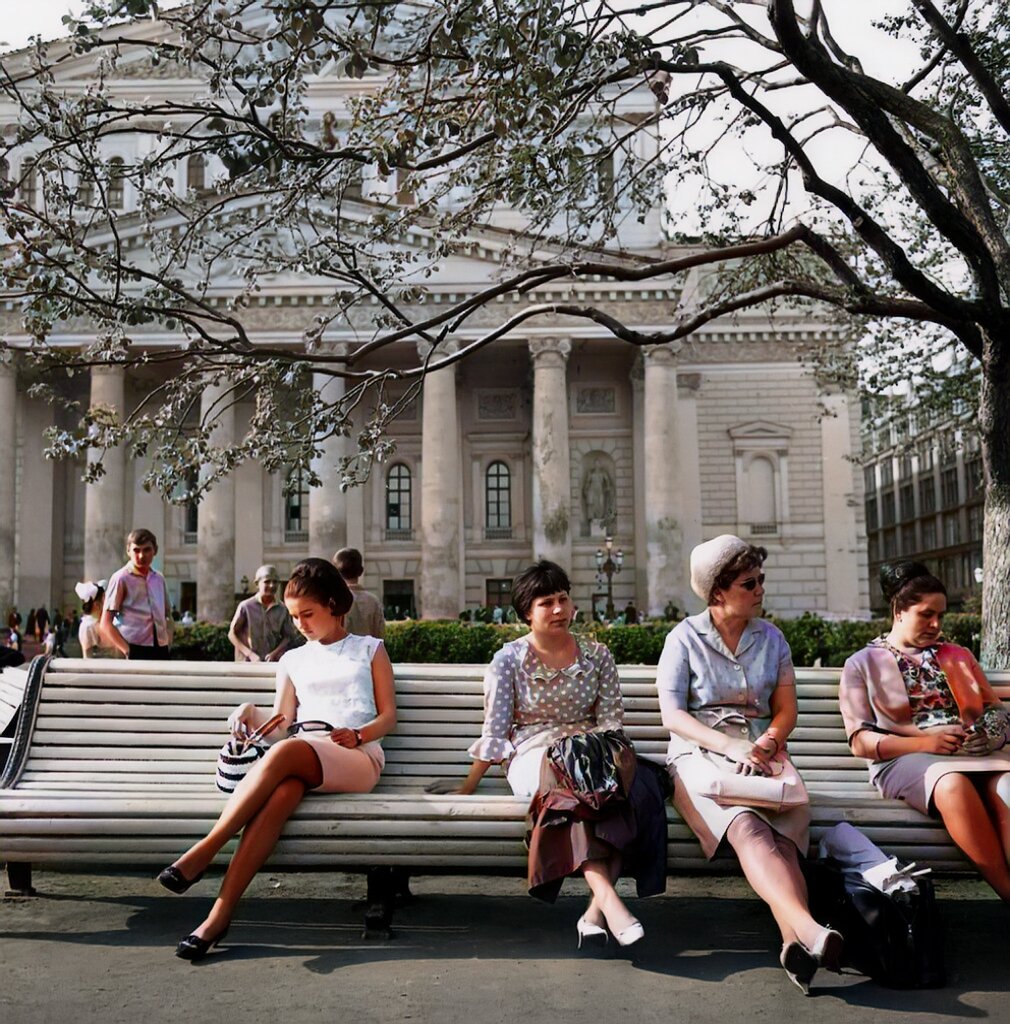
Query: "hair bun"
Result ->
[[879, 560, 931, 603]]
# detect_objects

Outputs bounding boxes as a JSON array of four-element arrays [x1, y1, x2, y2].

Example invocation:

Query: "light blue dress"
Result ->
[[656, 610, 809, 858]]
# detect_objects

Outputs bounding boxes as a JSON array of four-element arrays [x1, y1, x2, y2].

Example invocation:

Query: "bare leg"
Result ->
[[934, 773, 1010, 902], [188, 778, 308, 941], [727, 813, 822, 948], [582, 858, 637, 935], [173, 739, 322, 880], [583, 854, 621, 929], [983, 772, 1010, 863]]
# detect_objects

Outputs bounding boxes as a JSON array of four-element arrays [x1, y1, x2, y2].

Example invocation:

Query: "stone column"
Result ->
[[643, 343, 686, 616], [419, 340, 462, 618], [308, 344, 349, 560], [529, 338, 572, 567], [197, 379, 236, 623], [0, 360, 16, 614], [84, 364, 127, 583]]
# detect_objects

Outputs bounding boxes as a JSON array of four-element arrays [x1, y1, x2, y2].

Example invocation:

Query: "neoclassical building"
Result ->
[[0, 12, 870, 624]]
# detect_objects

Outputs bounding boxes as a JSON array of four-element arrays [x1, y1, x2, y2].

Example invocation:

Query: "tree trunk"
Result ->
[[979, 332, 1010, 669]]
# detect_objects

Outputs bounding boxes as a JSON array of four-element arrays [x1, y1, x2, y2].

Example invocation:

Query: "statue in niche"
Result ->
[[581, 457, 616, 535]]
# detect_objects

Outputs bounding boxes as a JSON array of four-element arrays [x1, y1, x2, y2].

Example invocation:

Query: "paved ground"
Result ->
[[1, 872, 1006, 1024]]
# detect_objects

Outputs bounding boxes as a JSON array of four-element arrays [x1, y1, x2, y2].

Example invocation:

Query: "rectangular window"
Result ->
[[382, 579, 416, 620], [485, 579, 512, 609], [901, 524, 916, 555], [943, 512, 960, 547], [969, 504, 984, 542], [881, 491, 896, 526], [899, 483, 915, 521], [921, 517, 937, 551], [898, 455, 913, 481], [941, 467, 960, 508], [880, 459, 894, 486], [883, 530, 898, 560], [863, 464, 876, 493], [865, 498, 878, 533], [965, 456, 984, 498], [919, 475, 936, 514], [919, 444, 934, 472]]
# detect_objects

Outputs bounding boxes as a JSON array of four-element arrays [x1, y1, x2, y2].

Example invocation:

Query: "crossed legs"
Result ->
[[582, 855, 639, 937], [170, 739, 324, 940], [932, 771, 1010, 904], [726, 812, 825, 949]]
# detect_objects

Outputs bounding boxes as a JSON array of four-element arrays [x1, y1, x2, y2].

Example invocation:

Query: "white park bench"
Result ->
[[1, 657, 1006, 936]]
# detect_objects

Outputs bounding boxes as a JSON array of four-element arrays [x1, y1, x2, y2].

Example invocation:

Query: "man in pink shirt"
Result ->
[[101, 528, 174, 660]]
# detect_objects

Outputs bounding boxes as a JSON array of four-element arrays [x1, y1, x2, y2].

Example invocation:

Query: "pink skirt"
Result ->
[[293, 736, 384, 794]]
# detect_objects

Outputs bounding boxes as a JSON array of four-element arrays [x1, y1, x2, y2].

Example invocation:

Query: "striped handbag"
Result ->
[[215, 713, 287, 793]]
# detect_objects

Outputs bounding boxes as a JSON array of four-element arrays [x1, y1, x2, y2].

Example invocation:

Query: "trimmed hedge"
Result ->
[[168, 614, 982, 666]]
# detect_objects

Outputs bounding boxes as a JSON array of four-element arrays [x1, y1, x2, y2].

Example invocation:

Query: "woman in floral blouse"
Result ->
[[840, 561, 1010, 903], [430, 560, 645, 947]]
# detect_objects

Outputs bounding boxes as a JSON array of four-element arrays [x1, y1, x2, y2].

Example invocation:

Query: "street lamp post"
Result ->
[[594, 535, 624, 621]]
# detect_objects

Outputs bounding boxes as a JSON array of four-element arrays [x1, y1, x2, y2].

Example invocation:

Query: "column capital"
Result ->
[[643, 340, 683, 367], [417, 338, 461, 362], [528, 337, 571, 366], [90, 361, 127, 378]]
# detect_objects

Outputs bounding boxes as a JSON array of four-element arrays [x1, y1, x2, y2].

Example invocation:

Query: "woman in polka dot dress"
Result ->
[[429, 560, 646, 947]]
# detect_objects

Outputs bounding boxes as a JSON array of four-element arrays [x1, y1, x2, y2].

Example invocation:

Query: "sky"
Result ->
[[1, 1, 183, 51]]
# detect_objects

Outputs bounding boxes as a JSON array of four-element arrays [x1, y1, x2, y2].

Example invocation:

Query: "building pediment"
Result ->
[[728, 420, 793, 451]]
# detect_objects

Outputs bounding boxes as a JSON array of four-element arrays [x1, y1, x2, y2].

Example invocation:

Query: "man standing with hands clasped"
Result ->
[[228, 564, 300, 662], [101, 528, 174, 660]]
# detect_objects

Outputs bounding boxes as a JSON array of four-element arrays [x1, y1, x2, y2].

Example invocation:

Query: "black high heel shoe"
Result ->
[[157, 865, 204, 894], [175, 926, 229, 962]]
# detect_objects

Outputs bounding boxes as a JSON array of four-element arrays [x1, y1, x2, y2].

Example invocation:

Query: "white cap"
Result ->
[[689, 534, 750, 602]]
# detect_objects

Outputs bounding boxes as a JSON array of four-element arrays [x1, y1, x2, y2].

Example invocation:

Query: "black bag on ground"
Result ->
[[803, 857, 945, 989]]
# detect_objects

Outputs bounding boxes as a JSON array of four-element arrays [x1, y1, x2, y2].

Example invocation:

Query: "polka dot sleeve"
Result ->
[[467, 646, 517, 763], [590, 643, 624, 732]]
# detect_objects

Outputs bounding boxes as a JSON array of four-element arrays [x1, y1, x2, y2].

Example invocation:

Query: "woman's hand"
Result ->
[[329, 727, 359, 748], [918, 724, 965, 755], [228, 702, 259, 739], [425, 779, 473, 795], [721, 738, 775, 776]]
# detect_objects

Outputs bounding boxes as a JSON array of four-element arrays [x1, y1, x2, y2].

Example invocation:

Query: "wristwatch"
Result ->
[[353, 728, 364, 747]]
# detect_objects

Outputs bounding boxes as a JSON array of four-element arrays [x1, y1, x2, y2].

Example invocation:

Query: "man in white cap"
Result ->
[[228, 565, 300, 662]]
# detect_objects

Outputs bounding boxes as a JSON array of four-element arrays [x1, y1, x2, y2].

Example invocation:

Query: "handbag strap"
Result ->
[[240, 713, 287, 753]]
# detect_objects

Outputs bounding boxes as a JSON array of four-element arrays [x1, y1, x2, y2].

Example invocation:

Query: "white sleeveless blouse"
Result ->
[[278, 633, 382, 733]]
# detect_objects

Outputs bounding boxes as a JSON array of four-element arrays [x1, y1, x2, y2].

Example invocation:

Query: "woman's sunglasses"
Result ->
[[736, 574, 766, 592], [287, 720, 334, 736]]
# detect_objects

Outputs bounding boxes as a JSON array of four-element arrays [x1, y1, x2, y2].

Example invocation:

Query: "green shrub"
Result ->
[[165, 613, 983, 666]]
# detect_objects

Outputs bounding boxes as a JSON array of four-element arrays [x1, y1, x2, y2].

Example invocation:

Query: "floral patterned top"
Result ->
[[468, 636, 623, 765], [870, 637, 960, 729]]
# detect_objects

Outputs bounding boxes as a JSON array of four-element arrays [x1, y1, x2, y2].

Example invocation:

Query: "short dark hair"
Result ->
[[880, 561, 947, 616], [334, 547, 364, 580], [711, 545, 767, 603], [126, 528, 158, 552], [285, 558, 353, 618], [511, 560, 571, 624]]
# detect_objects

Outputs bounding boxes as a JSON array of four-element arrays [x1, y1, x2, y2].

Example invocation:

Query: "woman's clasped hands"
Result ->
[[721, 735, 777, 776]]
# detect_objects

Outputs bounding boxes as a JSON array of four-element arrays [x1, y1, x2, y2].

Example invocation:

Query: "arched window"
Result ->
[[187, 154, 207, 194], [20, 157, 37, 207], [485, 460, 512, 539], [385, 463, 412, 538], [745, 455, 777, 536], [108, 157, 125, 210], [284, 467, 310, 541]]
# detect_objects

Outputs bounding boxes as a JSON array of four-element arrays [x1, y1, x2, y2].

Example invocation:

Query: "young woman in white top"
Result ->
[[157, 557, 397, 961], [75, 580, 117, 658]]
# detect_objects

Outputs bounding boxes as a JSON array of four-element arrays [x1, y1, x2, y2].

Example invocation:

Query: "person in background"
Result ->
[[623, 601, 638, 625], [101, 528, 174, 660], [25, 609, 36, 642], [841, 561, 1010, 903], [334, 547, 385, 639], [228, 564, 300, 663], [76, 580, 118, 659], [34, 605, 49, 642]]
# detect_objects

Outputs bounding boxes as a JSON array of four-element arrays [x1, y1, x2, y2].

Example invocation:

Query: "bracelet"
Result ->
[[759, 732, 780, 755]]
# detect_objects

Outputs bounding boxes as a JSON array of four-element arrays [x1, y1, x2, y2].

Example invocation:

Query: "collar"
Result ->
[[517, 635, 596, 683], [254, 592, 278, 608], [126, 562, 155, 578], [687, 608, 760, 660]]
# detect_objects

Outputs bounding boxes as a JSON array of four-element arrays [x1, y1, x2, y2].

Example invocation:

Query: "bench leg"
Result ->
[[391, 867, 413, 902], [362, 867, 396, 940], [5, 862, 36, 897]]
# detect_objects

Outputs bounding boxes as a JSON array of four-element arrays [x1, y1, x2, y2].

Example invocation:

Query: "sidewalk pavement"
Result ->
[[1, 872, 1006, 1024]]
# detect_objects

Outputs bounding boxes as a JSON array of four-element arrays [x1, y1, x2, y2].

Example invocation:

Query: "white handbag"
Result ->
[[215, 713, 286, 793]]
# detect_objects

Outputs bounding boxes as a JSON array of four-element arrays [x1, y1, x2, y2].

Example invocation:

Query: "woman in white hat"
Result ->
[[656, 535, 840, 994]]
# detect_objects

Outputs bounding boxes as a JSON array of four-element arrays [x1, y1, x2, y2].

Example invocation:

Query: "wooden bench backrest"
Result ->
[[9, 658, 1010, 794]]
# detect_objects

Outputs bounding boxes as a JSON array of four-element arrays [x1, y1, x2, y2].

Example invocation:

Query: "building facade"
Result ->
[[0, 13, 870, 624]]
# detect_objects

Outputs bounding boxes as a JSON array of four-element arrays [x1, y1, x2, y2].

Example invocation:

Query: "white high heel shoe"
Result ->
[[809, 927, 844, 972], [614, 920, 644, 947], [576, 914, 608, 949]]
